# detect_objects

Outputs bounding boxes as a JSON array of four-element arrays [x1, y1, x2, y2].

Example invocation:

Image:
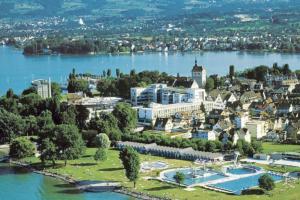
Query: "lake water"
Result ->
[[0, 163, 131, 200], [1, 45, 300, 94]]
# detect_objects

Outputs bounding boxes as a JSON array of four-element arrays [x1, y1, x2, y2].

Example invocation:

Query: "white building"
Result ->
[[233, 128, 251, 145], [31, 79, 52, 99], [234, 111, 249, 129], [192, 129, 217, 141], [71, 97, 123, 120], [131, 84, 167, 106], [138, 101, 204, 124], [246, 120, 267, 139], [192, 60, 206, 88]]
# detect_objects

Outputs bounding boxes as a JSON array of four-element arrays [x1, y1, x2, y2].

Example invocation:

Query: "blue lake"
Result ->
[[0, 163, 131, 200], [1, 45, 300, 94]]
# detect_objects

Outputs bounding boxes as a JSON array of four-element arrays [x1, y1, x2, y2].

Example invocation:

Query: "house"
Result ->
[[265, 131, 280, 142], [213, 119, 233, 133], [233, 128, 251, 145], [253, 82, 264, 92], [154, 118, 173, 132], [192, 129, 217, 141], [285, 121, 300, 140], [234, 111, 249, 129], [276, 102, 293, 116], [246, 120, 267, 139], [240, 91, 262, 110]]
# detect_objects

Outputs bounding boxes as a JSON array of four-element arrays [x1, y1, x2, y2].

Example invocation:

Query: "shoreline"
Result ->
[[7, 159, 170, 200]]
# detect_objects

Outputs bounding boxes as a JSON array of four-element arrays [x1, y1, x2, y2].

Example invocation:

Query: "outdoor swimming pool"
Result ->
[[162, 168, 227, 186], [209, 173, 284, 195], [141, 161, 168, 171], [226, 166, 260, 175]]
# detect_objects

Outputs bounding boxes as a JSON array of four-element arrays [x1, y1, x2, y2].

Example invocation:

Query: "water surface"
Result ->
[[1, 46, 300, 94], [0, 163, 131, 200]]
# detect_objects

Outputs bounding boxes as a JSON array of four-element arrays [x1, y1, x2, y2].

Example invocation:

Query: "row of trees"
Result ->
[[121, 131, 263, 156]]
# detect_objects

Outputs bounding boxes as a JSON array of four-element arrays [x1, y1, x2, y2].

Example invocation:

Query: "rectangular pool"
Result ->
[[209, 173, 283, 195]]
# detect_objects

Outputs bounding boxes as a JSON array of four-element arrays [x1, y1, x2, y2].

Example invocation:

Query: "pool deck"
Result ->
[[187, 170, 264, 188], [241, 158, 300, 168]]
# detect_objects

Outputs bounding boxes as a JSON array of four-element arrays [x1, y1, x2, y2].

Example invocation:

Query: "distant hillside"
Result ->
[[0, 0, 299, 19]]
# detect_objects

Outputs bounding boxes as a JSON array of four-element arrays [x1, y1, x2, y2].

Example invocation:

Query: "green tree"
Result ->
[[119, 147, 140, 188], [258, 174, 275, 191], [76, 105, 90, 129], [54, 124, 85, 166], [116, 68, 120, 78], [95, 133, 111, 149], [94, 148, 107, 162], [40, 138, 57, 167], [51, 82, 62, 98], [112, 103, 137, 132], [205, 141, 216, 152], [282, 64, 291, 75], [205, 77, 215, 92], [107, 69, 112, 77], [0, 108, 25, 144], [173, 172, 185, 186], [9, 137, 35, 159], [229, 65, 235, 79]]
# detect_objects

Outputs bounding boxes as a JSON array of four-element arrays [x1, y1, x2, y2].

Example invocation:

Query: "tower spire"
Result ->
[[195, 57, 197, 66]]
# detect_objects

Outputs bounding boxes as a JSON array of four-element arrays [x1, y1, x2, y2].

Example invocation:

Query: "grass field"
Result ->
[[22, 148, 300, 200], [262, 142, 300, 154]]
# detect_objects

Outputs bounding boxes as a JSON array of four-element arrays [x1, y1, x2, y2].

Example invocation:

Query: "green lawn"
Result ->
[[22, 148, 300, 200], [262, 142, 300, 154]]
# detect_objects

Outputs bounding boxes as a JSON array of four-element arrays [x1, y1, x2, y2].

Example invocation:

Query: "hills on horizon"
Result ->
[[0, 0, 299, 20]]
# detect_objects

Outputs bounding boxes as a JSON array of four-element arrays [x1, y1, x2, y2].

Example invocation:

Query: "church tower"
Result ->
[[192, 59, 206, 88]]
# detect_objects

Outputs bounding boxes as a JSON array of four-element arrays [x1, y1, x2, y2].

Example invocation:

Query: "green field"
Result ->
[[262, 143, 300, 154], [22, 148, 300, 200]]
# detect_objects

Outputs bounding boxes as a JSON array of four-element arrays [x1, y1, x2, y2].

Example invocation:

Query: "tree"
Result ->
[[282, 64, 291, 75], [229, 65, 235, 79], [258, 174, 275, 191], [6, 89, 14, 99], [116, 68, 121, 78], [95, 133, 111, 149], [205, 141, 216, 152], [67, 79, 89, 93], [40, 138, 57, 167], [9, 137, 35, 159], [107, 69, 112, 77], [76, 105, 90, 129], [112, 103, 137, 132], [89, 112, 122, 142], [205, 77, 215, 92], [173, 172, 185, 186], [94, 148, 107, 162], [54, 124, 85, 166], [51, 82, 62, 98], [119, 147, 140, 188], [0, 108, 25, 144], [24, 115, 38, 137]]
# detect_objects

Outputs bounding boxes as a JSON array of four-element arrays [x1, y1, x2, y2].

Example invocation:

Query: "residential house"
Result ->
[[233, 128, 251, 145], [192, 129, 217, 141], [154, 118, 173, 132], [246, 120, 267, 139]]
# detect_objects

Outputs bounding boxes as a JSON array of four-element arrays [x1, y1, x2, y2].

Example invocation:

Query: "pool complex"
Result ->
[[209, 173, 283, 194], [161, 166, 284, 194]]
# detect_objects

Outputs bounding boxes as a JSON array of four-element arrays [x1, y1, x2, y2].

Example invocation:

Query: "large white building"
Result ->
[[138, 101, 205, 124], [31, 79, 52, 99]]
